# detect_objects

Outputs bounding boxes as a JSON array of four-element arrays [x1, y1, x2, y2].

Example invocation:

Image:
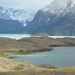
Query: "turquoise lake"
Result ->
[[0, 34, 75, 39]]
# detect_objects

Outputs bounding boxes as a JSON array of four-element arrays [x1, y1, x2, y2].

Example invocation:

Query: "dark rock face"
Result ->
[[0, 6, 35, 33], [0, 19, 24, 33]]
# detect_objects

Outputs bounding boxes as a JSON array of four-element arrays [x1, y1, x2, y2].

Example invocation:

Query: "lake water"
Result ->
[[0, 34, 75, 39], [0, 34, 31, 40], [7, 46, 75, 67]]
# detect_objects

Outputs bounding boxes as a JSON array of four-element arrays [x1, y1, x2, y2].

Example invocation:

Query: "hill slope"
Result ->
[[0, 37, 75, 51], [0, 57, 36, 72]]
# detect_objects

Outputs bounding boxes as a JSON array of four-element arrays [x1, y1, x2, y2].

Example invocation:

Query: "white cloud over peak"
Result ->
[[0, 0, 53, 12]]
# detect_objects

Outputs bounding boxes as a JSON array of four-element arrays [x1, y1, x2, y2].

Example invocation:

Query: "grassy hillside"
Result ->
[[0, 37, 75, 75]]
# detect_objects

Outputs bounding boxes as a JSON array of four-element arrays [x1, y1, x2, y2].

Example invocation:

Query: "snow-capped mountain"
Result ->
[[42, 0, 75, 14], [24, 0, 75, 36], [0, 6, 35, 26]]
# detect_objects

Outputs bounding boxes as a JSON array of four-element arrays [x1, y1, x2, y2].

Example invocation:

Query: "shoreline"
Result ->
[[0, 48, 53, 57]]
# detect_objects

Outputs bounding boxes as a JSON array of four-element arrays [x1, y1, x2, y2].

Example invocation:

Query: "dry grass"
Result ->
[[1, 67, 75, 75], [0, 57, 36, 72]]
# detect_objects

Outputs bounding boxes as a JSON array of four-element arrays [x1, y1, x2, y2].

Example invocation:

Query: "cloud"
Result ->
[[0, 0, 53, 11]]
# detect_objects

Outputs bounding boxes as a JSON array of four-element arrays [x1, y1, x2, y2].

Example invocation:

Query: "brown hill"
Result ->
[[0, 37, 75, 52]]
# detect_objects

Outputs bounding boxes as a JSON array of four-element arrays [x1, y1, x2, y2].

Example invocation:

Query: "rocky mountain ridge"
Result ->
[[0, 6, 35, 26]]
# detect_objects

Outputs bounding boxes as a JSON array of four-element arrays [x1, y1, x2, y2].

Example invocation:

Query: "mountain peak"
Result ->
[[42, 0, 75, 14]]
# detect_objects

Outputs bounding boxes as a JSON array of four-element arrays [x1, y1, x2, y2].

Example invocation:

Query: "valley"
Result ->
[[0, 36, 75, 75]]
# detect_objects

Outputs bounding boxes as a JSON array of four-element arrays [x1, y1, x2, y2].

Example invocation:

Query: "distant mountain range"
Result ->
[[0, 6, 35, 33], [0, 0, 75, 35], [0, 6, 35, 26], [0, 19, 24, 33], [24, 0, 75, 36]]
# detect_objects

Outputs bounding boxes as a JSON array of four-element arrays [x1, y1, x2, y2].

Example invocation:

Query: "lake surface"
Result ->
[[7, 46, 75, 67], [0, 34, 75, 39], [0, 34, 31, 40]]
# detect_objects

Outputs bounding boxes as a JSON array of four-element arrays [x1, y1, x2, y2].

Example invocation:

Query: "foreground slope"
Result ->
[[0, 57, 36, 72], [0, 57, 75, 75]]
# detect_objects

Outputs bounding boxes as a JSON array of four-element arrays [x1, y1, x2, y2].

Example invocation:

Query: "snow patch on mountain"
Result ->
[[71, 0, 75, 7]]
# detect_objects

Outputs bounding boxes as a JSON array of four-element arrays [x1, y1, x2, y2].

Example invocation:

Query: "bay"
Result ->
[[7, 46, 75, 67]]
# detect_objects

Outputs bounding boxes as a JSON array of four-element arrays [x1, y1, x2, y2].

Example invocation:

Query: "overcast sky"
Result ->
[[0, 0, 53, 12]]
